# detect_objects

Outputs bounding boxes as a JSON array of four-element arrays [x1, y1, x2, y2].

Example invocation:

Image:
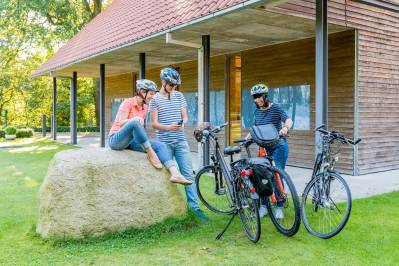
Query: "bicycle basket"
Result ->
[[250, 124, 279, 150]]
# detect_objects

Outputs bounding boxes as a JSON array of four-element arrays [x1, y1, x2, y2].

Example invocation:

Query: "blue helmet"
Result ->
[[136, 79, 158, 93], [160, 68, 181, 85]]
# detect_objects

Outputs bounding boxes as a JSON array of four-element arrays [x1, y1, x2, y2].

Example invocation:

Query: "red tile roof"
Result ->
[[34, 0, 259, 76]]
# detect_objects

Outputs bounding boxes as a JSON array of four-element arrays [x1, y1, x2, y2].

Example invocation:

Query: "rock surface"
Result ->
[[37, 147, 186, 239]]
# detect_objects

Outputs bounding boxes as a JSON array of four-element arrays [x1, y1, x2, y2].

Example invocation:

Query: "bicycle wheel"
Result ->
[[265, 168, 300, 237], [237, 175, 261, 243], [195, 165, 235, 215], [301, 171, 352, 239]]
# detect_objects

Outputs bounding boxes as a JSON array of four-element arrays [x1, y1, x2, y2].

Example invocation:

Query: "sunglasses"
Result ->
[[252, 94, 264, 99], [166, 81, 177, 88]]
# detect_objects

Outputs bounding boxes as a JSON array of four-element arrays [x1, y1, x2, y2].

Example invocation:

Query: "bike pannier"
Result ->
[[250, 124, 279, 150], [246, 157, 274, 197]]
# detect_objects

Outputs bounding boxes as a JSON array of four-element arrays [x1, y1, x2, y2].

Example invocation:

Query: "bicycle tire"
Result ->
[[301, 171, 352, 239], [195, 165, 235, 215], [265, 168, 301, 237], [237, 176, 261, 243]]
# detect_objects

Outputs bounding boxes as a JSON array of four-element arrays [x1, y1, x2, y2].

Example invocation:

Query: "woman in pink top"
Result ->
[[108, 79, 191, 185]]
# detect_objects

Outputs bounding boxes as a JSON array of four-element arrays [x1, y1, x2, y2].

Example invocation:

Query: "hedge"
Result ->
[[16, 128, 34, 138], [0, 130, 4, 138], [33, 126, 99, 133]]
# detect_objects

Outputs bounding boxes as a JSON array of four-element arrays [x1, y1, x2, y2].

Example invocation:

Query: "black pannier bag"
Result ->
[[246, 157, 274, 197], [250, 124, 279, 150]]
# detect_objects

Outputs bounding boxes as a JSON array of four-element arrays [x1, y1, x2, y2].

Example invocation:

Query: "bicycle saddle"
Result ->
[[224, 146, 241, 156]]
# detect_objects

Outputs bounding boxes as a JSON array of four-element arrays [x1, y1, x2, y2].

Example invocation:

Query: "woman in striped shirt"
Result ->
[[250, 83, 293, 219]]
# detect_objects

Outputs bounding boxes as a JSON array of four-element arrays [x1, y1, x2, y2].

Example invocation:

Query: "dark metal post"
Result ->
[[71, 72, 78, 145], [203, 35, 210, 166], [52, 77, 57, 140], [100, 64, 106, 147], [315, 0, 328, 154], [4, 109, 8, 128], [42, 115, 47, 137], [139, 53, 146, 79]]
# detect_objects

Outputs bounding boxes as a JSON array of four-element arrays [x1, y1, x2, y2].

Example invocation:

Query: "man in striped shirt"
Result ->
[[149, 68, 208, 221]]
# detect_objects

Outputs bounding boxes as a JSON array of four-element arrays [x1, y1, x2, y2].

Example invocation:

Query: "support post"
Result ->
[[202, 35, 210, 166], [139, 53, 146, 79], [52, 77, 57, 140], [70, 72, 78, 145], [100, 64, 106, 147], [315, 0, 328, 155], [42, 115, 47, 137]]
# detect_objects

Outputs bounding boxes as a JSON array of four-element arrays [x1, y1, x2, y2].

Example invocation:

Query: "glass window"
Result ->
[[184, 90, 225, 126], [241, 85, 310, 130]]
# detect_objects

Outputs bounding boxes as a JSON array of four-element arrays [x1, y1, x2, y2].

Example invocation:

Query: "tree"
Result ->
[[0, 0, 109, 128]]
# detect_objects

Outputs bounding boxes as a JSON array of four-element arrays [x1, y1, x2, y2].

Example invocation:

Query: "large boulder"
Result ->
[[37, 147, 186, 239]]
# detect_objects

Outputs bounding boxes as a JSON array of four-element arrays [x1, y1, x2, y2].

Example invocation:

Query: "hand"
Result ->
[[279, 126, 289, 136], [169, 123, 182, 131]]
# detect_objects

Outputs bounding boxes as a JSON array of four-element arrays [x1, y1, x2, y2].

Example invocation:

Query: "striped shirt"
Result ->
[[149, 91, 187, 143], [254, 103, 289, 132]]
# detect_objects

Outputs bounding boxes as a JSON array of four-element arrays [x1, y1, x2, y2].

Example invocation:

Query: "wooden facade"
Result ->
[[104, 0, 398, 175], [105, 30, 356, 173], [267, 0, 399, 174]]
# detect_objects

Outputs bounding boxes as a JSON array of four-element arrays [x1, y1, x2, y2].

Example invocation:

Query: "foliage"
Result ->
[[16, 128, 33, 138], [0, 0, 110, 128], [33, 126, 99, 133], [4, 126, 16, 135], [0, 130, 4, 138]]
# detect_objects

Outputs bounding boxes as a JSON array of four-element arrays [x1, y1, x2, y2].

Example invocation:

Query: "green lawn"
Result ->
[[0, 138, 398, 265]]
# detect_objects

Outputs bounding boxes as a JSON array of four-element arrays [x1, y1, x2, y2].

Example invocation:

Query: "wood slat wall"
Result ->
[[241, 30, 355, 174], [268, 0, 399, 174]]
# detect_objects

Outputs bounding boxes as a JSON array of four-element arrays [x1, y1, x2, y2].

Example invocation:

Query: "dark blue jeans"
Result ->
[[262, 138, 289, 206]]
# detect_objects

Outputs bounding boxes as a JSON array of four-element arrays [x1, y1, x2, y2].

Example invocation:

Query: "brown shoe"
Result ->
[[147, 154, 163, 169], [170, 175, 193, 185]]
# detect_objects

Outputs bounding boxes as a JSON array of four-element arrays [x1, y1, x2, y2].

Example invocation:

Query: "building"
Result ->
[[33, 0, 399, 175]]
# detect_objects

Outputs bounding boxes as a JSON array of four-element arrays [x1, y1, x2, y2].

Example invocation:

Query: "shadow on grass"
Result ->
[[28, 209, 202, 248]]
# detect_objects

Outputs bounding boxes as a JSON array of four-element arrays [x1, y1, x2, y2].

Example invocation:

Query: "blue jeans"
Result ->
[[271, 138, 289, 170], [108, 120, 175, 168], [262, 138, 289, 206], [165, 141, 200, 210]]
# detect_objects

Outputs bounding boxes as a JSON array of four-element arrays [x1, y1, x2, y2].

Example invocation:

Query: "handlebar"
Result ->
[[315, 124, 361, 146]]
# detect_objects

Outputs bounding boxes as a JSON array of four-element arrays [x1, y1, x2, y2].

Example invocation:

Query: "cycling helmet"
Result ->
[[136, 79, 158, 93], [160, 68, 181, 85], [136, 79, 158, 108], [250, 84, 269, 97]]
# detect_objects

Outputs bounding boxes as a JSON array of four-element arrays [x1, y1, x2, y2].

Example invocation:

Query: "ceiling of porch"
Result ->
[[51, 7, 349, 78]]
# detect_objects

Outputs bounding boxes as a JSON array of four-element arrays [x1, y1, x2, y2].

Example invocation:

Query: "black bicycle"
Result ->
[[194, 123, 261, 243], [301, 125, 361, 239]]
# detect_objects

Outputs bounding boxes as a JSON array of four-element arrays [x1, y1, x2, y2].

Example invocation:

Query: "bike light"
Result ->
[[251, 188, 256, 193], [240, 170, 246, 176], [247, 169, 253, 175]]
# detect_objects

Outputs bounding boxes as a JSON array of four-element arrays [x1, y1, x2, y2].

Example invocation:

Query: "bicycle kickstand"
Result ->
[[215, 211, 237, 240]]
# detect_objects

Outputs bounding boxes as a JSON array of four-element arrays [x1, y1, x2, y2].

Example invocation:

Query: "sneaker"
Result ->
[[259, 205, 268, 218], [275, 207, 284, 219], [194, 209, 209, 221]]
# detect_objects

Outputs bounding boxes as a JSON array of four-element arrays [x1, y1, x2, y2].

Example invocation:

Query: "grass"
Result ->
[[0, 138, 398, 265]]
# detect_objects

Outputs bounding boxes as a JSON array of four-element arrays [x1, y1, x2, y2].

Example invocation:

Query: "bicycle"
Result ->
[[301, 124, 361, 239], [194, 122, 261, 243], [234, 137, 301, 237]]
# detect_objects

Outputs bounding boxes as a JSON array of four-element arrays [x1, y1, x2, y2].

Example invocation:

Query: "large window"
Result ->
[[111, 91, 225, 126], [241, 85, 310, 130], [184, 90, 225, 126]]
